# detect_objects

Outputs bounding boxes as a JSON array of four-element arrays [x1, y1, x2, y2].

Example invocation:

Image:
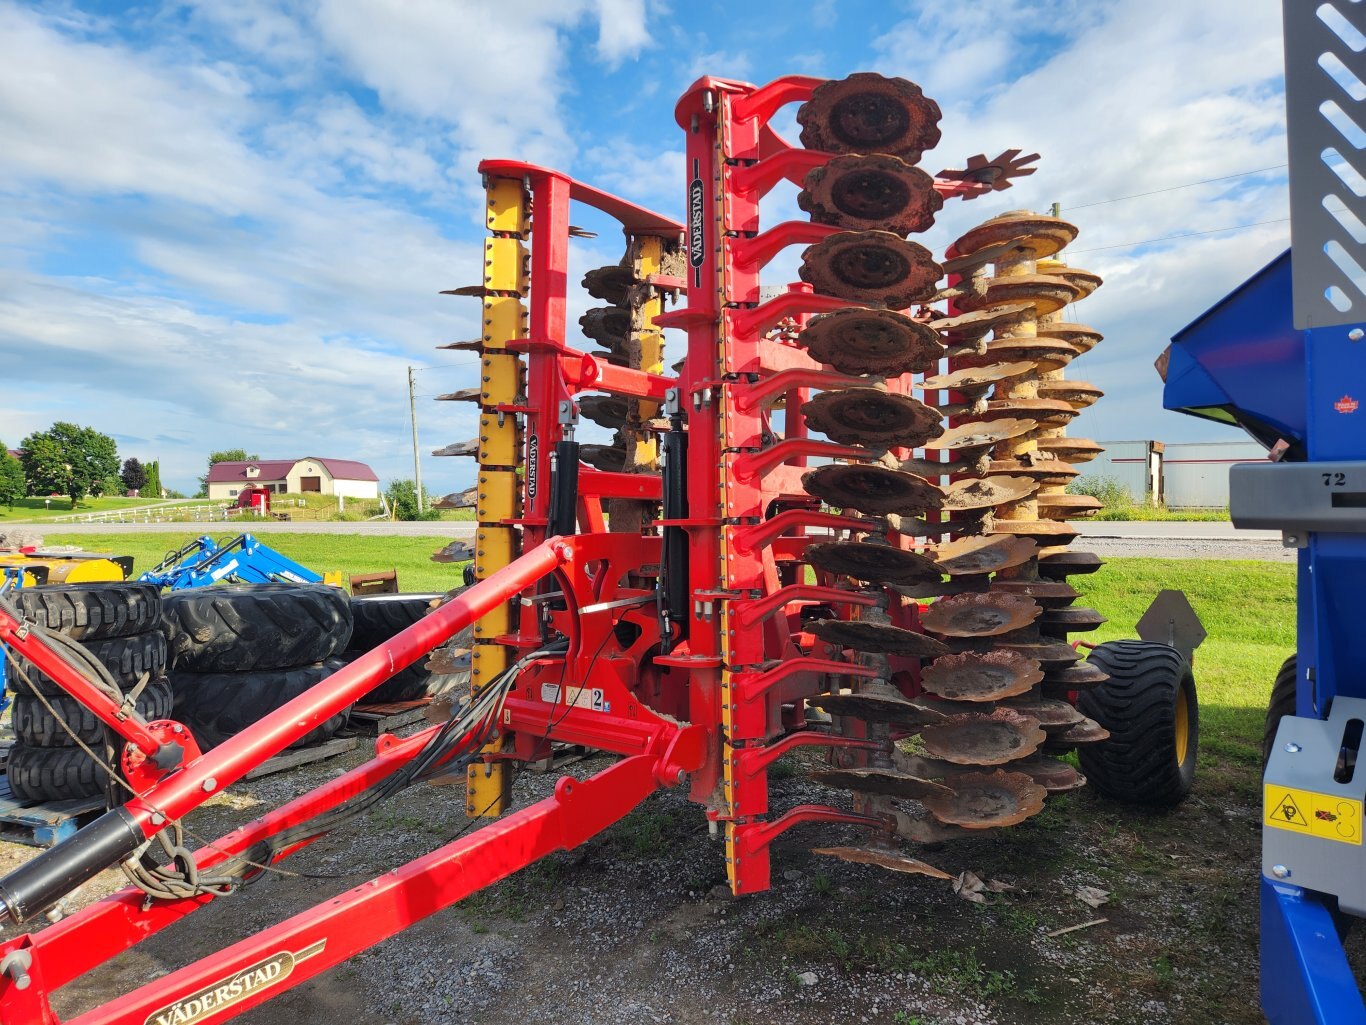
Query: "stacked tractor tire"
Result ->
[[3, 582, 469, 805], [6, 583, 170, 803]]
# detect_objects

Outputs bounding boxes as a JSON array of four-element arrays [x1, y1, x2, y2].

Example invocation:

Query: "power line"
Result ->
[[1065, 164, 1288, 211], [1067, 217, 1290, 255]]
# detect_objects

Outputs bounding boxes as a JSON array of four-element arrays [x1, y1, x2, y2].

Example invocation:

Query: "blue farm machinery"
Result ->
[[1163, 0, 1366, 1019]]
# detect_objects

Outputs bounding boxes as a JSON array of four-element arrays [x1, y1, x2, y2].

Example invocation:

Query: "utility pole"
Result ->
[[408, 366, 424, 514]]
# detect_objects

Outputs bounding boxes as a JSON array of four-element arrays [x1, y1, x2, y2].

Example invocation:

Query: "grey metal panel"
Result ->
[[1163, 441, 1267, 508], [1082, 440, 1150, 500], [1230, 460, 1366, 532], [1264, 698, 1366, 916], [1284, 0, 1366, 328]]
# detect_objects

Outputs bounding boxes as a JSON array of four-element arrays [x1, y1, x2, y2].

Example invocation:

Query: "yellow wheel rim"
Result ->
[[1174, 685, 1191, 766]]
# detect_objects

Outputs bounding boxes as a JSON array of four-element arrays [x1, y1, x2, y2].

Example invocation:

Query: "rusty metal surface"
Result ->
[[578, 395, 631, 429], [920, 592, 1041, 638], [1045, 322, 1104, 352], [1000, 697, 1085, 730], [799, 231, 942, 308], [802, 389, 942, 448], [1032, 438, 1104, 464], [931, 535, 1038, 575], [1043, 661, 1110, 688], [922, 770, 1047, 828], [919, 649, 1044, 702], [799, 308, 943, 376], [918, 362, 1035, 393], [980, 397, 1079, 427], [954, 273, 1080, 316], [1036, 550, 1103, 577], [942, 475, 1038, 513], [578, 444, 628, 471], [959, 335, 1077, 373], [811, 846, 954, 879], [802, 463, 945, 515], [581, 264, 635, 304], [986, 577, 1081, 608], [1052, 266, 1103, 298], [924, 418, 1037, 452], [579, 306, 631, 347], [811, 689, 950, 726], [1051, 716, 1111, 745], [1039, 606, 1108, 632], [986, 457, 1080, 485], [1036, 380, 1104, 408], [935, 149, 1040, 194], [800, 154, 943, 236], [1013, 756, 1088, 794], [804, 540, 943, 584], [808, 618, 952, 656], [797, 73, 943, 161], [920, 709, 1047, 765], [810, 767, 954, 800], [951, 212, 1079, 260], [929, 303, 1031, 340], [988, 519, 1080, 545], [991, 638, 1084, 670]]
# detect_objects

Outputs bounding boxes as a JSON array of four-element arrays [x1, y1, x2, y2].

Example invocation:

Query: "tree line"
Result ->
[[0, 423, 167, 509]]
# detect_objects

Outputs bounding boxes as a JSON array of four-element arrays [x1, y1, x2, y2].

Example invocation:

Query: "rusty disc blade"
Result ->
[[989, 520, 1080, 546], [811, 690, 949, 726], [1040, 607, 1108, 633], [922, 770, 1047, 829], [798, 307, 943, 376], [797, 72, 942, 161], [1052, 715, 1110, 745], [920, 650, 1044, 702], [1050, 662, 1110, 687], [1037, 380, 1104, 409], [918, 362, 1035, 393], [895, 808, 974, 843], [943, 475, 1038, 513], [808, 618, 951, 656], [1037, 493, 1103, 517], [931, 535, 1038, 575], [1051, 266, 1103, 298], [803, 389, 943, 448], [811, 767, 954, 800], [993, 639, 1083, 671], [919, 708, 1046, 765], [1047, 322, 1104, 353], [1013, 756, 1087, 793], [802, 464, 945, 516], [980, 399, 1079, 428], [921, 592, 1041, 638], [799, 231, 942, 308], [886, 513, 988, 540], [988, 577, 1081, 609], [929, 303, 1031, 340], [1034, 438, 1104, 465], [955, 274, 1081, 316], [958, 336, 1078, 373], [952, 213, 1080, 261], [812, 846, 954, 879], [578, 444, 628, 472], [581, 265, 635, 304], [1000, 697, 1084, 730], [1037, 550, 1103, 578], [804, 540, 943, 584], [579, 306, 631, 346], [800, 154, 943, 236], [578, 394, 631, 429], [924, 418, 1037, 453], [987, 457, 1080, 486]]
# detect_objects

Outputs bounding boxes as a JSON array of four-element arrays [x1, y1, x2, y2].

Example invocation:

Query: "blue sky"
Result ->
[[0, 0, 1288, 495]]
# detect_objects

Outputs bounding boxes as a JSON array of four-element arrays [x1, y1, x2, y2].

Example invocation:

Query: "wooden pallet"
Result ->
[[243, 737, 359, 781], [342, 699, 431, 737], [0, 777, 104, 849]]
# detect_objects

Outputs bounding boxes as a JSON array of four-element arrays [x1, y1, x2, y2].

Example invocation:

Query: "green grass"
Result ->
[[43, 531, 467, 592], [1078, 557, 1295, 777], [0, 496, 198, 521]]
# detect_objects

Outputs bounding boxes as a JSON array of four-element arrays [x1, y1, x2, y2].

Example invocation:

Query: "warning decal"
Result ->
[[1263, 784, 1363, 845]]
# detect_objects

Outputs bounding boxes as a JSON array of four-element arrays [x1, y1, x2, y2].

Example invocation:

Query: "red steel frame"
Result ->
[[0, 74, 993, 1025]]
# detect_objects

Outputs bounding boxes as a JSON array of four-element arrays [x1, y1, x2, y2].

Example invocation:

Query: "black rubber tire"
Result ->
[[12, 678, 175, 748], [164, 584, 352, 672], [169, 660, 352, 750], [1077, 640, 1199, 807], [9, 582, 161, 640], [8, 630, 168, 695], [347, 593, 441, 652], [1263, 655, 1298, 769], [6, 744, 105, 802]]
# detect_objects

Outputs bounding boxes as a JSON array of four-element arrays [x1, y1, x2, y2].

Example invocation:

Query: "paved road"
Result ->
[[33, 517, 1294, 561]]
